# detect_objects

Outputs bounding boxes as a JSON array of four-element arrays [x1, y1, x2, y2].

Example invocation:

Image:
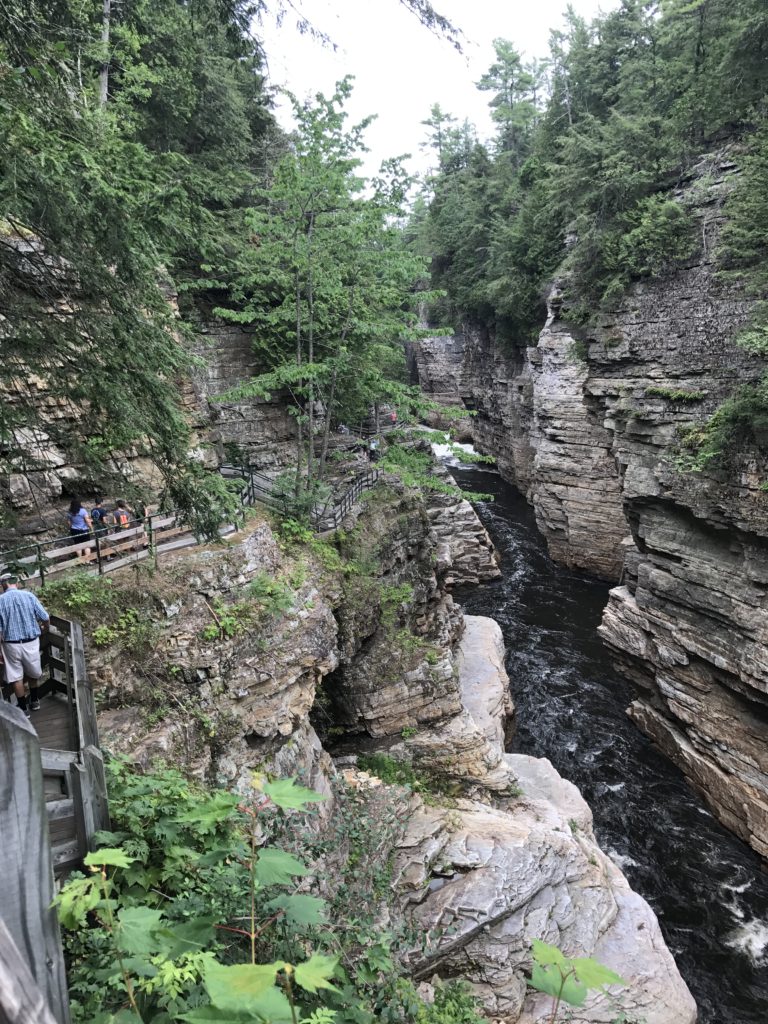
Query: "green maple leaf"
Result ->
[[255, 848, 309, 885], [263, 778, 326, 811], [266, 893, 327, 925], [84, 847, 135, 869], [294, 954, 339, 994], [572, 957, 624, 989], [205, 961, 285, 1012], [116, 906, 164, 955]]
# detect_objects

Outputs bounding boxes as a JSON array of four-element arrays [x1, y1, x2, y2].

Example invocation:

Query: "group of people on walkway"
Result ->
[[0, 574, 50, 719], [66, 497, 136, 543]]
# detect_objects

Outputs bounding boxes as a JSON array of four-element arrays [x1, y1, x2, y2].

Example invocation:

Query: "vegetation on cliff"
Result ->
[[0, 2, 433, 529], [412, 0, 768, 461], [417, 0, 768, 338]]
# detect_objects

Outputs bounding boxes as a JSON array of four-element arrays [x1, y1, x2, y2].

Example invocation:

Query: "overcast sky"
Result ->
[[258, 0, 617, 179]]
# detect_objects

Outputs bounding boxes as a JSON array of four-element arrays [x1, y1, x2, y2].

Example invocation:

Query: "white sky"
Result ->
[[258, 0, 617, 179]]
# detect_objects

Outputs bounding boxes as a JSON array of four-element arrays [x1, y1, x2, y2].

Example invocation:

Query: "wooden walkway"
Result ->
[[4, 615, 110, 876]]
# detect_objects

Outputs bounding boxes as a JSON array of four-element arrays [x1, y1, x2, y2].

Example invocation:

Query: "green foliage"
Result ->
[[59, 757, 471, 1024], [416, 982, 484, 1024], [247, 573, 295, 618], [215, 78, 428, 492], [91, 609, 159, 653], [527, 940, 624, 1020], [413, 0, 768, 340], [357, 753, 447, 799], [0, 0, 277, 513], [380, 583, 415, 629], [41, 572, 116, 616], [380, 443, 493, 502], [645, 385, 706, 402]]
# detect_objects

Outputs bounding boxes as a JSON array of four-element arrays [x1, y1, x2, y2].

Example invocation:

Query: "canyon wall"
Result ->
[[1, 316, 294, 544], [412, 153, 768, 860], [77, 473, 693, 1022]]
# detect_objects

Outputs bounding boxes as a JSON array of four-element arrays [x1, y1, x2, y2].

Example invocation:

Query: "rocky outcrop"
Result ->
[[410, 152, 768, 860], [0, 314, 296, 543], [389, 616, 696, 1024], [78, 467, 692, 1017], [189, 319, 297, 472], [426, 466, 500, 587]]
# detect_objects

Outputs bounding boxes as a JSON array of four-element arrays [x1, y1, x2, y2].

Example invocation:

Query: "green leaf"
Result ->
[[54, 875, 102, 929], [245, 985, 295, 1023], [205, 961, 285, 1012], [529, 963, 563, 1001], [175, 791, 241, 830], [530, 964, 587, 1008], [531, 939, 566, 967], [255, 848, 309, 885], [266, 893, 326, 926], [116, 906, 164, 955], [84, 847, 135, 869], [294, 953, 339, 994], [179, 1008, 251, 1023], [155, 916, 216, 959], [572, 957, 625, 989], [262, 778, 326, 811]]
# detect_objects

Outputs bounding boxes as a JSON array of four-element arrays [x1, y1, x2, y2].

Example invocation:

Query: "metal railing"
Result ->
[[221, 464, 380, 532], [0, 509, 240, 586], [1, 462, 382, 583]]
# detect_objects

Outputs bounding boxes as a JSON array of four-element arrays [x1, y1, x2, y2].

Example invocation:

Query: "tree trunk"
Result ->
[[306, 212, 315, 489], [98, 0, 111, 107]]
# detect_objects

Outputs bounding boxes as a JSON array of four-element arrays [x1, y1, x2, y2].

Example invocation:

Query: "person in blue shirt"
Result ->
[[0, 575, 50, 718], [67, 497, 92, 560]]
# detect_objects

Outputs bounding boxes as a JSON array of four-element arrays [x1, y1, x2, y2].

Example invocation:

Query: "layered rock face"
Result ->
[[82, 471, 692, 1019], [0, 315, 295, 543], [391, 616, 696, 1024], [410, 154, 768, 860], [189, 319, 297, 472]]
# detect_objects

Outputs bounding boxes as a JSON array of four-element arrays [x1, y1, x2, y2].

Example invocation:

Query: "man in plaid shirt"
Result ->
[[0, 574, 50, 718]]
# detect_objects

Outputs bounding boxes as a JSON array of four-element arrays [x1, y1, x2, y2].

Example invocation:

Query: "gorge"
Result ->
[[409, 154, 768, 866]]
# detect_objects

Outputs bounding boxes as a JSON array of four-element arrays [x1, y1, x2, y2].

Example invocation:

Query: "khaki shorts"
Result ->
[[2, 639, 42, 684]]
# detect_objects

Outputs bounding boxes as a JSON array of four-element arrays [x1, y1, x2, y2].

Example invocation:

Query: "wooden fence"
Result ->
[[1, 457, 383, 585], [0, 703, 71, 1024], [220, 464, 380, 532], [0, 611, 109, 1021], [0, 510, 239, 587], [37, 615, 110, 875]]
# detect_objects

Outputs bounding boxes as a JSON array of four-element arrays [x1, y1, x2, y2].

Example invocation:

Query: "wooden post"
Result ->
[[93, 532, 103, 575], [36, 545, 45, 587], [0, 917, 59, 1024], [0, 704, 71, 1024]]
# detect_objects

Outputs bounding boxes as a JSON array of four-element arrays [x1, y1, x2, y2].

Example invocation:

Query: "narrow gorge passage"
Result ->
[[449, 461, 768, 1024]]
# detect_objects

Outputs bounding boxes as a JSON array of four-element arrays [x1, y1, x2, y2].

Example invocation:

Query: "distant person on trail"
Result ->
[[0, 574, 50, 718], [67, 497, 91, 538], [389, 409, 397, 425], [368, 438, 380, 463], [90, 498, 111, 537], [67, 497, 92, 560], [113, 501, 131, 530]]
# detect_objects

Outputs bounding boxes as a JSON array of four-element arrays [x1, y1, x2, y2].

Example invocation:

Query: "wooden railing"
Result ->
[[0, 612, 107, 1023], [1, 459, 382, 583], [0, 509, 240, 587], [221, 464, 380, 532], [39, 615, 110, 875]]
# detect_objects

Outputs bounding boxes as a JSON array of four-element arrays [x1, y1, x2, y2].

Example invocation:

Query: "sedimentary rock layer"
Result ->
[[410, 153, 768, 860]]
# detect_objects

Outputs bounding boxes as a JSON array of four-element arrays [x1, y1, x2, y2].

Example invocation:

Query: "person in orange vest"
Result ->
[[113, 500, 131, 530]]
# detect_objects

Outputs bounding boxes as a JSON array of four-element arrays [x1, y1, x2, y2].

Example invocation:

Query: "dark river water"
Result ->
[[450, 463, 768, 1024]]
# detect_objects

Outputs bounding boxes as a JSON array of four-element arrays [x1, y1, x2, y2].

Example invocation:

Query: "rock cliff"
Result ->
[[60, 470, 693, 1021], [410, 153, 768, 860]]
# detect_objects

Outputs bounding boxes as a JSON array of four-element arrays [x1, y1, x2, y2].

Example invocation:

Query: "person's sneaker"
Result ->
[[23, 708, 31, 718], [30, 699, 41, 711]]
